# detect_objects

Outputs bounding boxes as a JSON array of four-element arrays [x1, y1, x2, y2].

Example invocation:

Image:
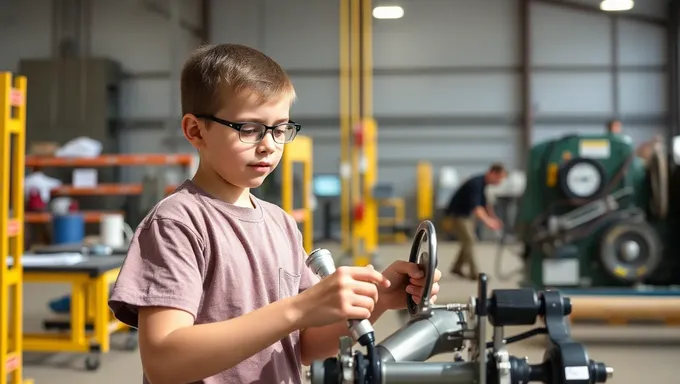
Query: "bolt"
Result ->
[[606, 367, 614, 378]]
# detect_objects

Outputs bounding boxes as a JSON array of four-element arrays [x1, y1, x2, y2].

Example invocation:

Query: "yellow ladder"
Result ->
[[0, 72, 33, 384]]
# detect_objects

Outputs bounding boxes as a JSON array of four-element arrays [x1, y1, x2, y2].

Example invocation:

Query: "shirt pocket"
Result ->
[[278, 267, 301, 300]]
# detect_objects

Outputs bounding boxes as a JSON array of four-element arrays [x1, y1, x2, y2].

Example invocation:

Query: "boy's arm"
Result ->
[[138, 297, 305, 384], [109, 218, 305, 384]]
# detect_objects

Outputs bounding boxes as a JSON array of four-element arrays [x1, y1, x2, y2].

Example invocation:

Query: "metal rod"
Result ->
[[123, 64, 666, 79], [339, 0, 352, 255], [531, 0, 666, 26], [200, 0, 210, 43], [611, 15, 620, 116], [167, 0, 182, 143], [381, 362, 476, 384], [667, 0, 679, 138], [520, 0, 532, 168]]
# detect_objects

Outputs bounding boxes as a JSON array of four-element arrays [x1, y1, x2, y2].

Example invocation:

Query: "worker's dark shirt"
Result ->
[[446, 174, 487, 217]]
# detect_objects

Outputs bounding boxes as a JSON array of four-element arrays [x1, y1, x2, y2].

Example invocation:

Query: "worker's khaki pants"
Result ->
[[450, 217, 478, 276]]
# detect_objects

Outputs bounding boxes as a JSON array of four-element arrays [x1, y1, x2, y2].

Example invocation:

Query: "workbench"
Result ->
[[20, 254, 135, 371]]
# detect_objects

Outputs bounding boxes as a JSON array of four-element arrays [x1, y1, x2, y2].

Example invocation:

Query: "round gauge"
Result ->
[[564, 162, 603, 198]]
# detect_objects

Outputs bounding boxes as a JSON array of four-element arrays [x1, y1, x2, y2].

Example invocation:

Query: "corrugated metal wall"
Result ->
[[203, 0, 668, 201]]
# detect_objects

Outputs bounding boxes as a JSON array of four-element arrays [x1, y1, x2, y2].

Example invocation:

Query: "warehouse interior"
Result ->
[[1, 0, 679, 383]]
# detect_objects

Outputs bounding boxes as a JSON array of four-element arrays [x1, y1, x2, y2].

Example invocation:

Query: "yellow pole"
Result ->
[[0, 72, 30, 384], [361, 0, 377, 261], [339, 0, 352, 256], [362, 0, 373, 118], [0, 72, 9, 384], [10, 75, 27, 384], [281, 151, 293, 214], [302, 138, 314, 253], [350, 0, 362, 264], [417, 161, 433, 221]]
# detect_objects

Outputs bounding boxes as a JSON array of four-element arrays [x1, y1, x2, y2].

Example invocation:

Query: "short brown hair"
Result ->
[[488, 163, 506, 174], [180, 44, 296, 115]]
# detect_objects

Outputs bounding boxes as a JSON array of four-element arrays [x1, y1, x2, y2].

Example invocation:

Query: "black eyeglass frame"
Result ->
[[194, 114, 302, 144]]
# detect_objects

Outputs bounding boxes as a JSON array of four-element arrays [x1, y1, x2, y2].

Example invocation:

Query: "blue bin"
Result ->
[[52, 214, 85, 245]]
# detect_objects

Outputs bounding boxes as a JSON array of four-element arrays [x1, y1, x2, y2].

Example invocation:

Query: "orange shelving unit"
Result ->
[[25, 211, 124, 225], [50, 183, 177, 197], [25, 153, 193, 168], [23, 153, 193, 223]]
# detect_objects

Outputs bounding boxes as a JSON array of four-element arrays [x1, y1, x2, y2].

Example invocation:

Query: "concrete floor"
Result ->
[[17, 242, 679, 383]]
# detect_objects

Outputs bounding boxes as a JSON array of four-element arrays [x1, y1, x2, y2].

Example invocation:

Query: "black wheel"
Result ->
[[406, 220, 438, 317], [599, 221, 662, 283], [85, 354, 100, 371], [124, 334, 139, 351]]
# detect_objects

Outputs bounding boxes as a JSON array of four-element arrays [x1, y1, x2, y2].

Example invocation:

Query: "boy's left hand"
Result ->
[[376, 261, 442, 311]]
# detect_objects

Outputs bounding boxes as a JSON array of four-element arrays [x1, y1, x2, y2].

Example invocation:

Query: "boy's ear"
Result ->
[[182, 114, 205, 149]]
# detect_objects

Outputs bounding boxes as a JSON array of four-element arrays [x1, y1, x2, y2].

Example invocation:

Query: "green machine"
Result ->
[[515, 132, 680, 290]]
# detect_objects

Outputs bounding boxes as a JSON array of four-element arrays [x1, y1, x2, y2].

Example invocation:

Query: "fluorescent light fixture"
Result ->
[[372, 6, 404, 19], [600, 0, 634, 11]]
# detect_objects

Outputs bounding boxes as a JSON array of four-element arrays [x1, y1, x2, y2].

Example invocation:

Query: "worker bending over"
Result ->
[[445, 163, 507, 280]]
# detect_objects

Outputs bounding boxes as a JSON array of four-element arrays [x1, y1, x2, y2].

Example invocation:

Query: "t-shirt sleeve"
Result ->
[[295, 227, 319, 293], [108, 218, 206, 328]]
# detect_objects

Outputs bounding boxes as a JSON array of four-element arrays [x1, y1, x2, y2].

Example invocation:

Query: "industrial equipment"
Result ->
[[514, 132, 680, 290], [307, 221, 612, 384]]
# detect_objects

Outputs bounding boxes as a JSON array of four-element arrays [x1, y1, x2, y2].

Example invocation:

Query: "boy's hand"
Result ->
[[378, 261, 442, 311], [294, 266, 391, 329]]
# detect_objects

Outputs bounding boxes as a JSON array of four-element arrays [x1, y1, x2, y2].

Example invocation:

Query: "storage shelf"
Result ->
[[51, 184, 177, 196], [26, 154, 193, 167], [25, 211, 125, 224]]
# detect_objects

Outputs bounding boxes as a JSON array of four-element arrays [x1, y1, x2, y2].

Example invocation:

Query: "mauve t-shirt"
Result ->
[[108, 180, 318, 384]]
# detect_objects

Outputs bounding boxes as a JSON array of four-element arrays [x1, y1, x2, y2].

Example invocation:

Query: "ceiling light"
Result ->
[[600, 0, 634, 11], [372, 6, 404, 20]]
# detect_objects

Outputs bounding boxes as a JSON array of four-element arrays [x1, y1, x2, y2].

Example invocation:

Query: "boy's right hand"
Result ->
[[294, 266, 390, 329]]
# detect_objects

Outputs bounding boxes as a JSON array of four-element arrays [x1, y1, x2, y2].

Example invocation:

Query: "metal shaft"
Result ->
[[380, 362, 476, 384], [306, 248, 375, 343]]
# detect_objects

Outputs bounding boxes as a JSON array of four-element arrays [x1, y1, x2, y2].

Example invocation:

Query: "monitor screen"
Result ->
[[313, 174, 341, 197]]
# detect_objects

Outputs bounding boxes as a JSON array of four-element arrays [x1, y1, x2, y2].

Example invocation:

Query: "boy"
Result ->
[[108, 43, 441, 384]]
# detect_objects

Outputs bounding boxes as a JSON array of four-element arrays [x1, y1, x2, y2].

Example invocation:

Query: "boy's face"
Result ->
[[187, 91, 292, 190]]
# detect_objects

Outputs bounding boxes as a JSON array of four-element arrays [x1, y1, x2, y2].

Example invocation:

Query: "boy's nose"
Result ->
[[257, 132, 277, 152]]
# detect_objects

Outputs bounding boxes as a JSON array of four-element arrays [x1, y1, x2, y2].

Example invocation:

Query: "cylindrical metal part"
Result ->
[[488, 289, 540, 326], [381, 362, 476, 384], [306, 248, 375, 345], [377, 310, 464, 362], [306, 248, 337, 277]]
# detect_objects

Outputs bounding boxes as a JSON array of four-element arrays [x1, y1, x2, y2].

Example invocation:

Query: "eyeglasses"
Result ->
[[195, 115, 301, 144]]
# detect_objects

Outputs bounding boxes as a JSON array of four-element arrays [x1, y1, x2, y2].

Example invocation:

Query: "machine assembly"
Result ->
[[306, 221, 613, 384], [515, 133, 680, 289]]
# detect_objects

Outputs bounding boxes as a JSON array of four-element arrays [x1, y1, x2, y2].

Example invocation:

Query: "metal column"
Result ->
[[668, 0, 680, 139], [520, 0, 533, 166]]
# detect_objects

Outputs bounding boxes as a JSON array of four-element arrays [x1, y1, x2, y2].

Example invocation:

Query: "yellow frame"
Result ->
[[280, 135, 314, 252], [417, 161, 433, 221], [351, 118, 378, 266], [18, 269, 128, 354], [378, 197, 407, 243], [0, 72, 33, 384]]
